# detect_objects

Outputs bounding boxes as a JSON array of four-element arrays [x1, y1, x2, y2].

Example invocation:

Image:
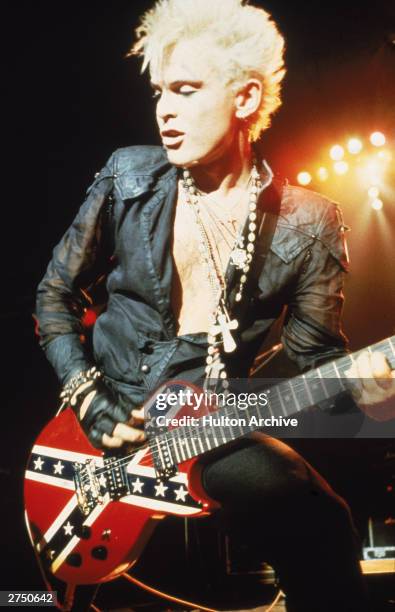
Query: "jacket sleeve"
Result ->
[[281, 202, 350, 372], [35, 152, 117, 384]]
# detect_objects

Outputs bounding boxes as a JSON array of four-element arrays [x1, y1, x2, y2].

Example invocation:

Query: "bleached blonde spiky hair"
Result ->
[[128, 0, 286, 141]]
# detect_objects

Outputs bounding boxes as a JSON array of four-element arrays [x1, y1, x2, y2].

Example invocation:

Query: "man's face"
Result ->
[[151, 39, 239, 168]]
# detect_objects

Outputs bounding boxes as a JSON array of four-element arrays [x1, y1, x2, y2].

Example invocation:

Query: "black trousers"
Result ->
[[200, 434, 368, 612]]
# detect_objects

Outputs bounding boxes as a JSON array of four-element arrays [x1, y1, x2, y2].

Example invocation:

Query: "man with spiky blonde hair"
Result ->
[[36, 0, 394, 609], [130, 0, 285, 141]]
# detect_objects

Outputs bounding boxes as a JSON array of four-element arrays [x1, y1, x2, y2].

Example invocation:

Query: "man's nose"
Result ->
[[156, 91, 177, 123]]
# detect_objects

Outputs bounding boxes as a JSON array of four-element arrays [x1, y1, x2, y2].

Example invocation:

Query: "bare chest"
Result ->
[[170, 190, 246, 335]]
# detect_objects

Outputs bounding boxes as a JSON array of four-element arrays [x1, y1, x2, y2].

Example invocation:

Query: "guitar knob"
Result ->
[[91, 546, 108, 560], [66, 553, 82, 567]]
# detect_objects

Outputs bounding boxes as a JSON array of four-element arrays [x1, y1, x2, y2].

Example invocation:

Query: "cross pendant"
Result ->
[[210, 310, 239, 353]]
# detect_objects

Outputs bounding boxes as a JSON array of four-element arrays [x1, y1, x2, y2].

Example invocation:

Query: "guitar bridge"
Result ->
[[73, 455, 131, 515], [73, 459, 104, 516], [149, 429, 177, 480]]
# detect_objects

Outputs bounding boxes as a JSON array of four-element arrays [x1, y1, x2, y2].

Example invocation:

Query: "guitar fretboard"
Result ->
[[150, 336, 395, 467]]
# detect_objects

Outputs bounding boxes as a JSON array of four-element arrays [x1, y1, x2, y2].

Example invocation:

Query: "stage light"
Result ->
[[330, 145, 344, 161], [347, 138, 363, 154], [370, 131, 386, 147], [368, 186, 380, 199], [377, 149, 392, 160], [334, 161, 349, 175], [297, 171, 312, 186], [371, 198, 383, 210], [317, 167, 329, 181]]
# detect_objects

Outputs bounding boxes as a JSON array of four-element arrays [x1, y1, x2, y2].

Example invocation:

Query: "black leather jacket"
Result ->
[[36, 146, 349, 408]]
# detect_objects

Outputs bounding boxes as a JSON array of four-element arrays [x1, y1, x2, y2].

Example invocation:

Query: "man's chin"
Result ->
[[164, 147, 197, 168]]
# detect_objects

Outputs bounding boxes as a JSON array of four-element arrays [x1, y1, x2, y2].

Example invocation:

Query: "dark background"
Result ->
[[2, 0, 395, 605]]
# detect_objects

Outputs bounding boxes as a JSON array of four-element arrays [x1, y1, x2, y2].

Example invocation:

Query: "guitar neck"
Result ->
[[153, 336, 395, 465]]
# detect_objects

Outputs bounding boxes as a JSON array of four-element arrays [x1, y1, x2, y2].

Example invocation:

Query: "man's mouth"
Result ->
[[161, 130, 184, 148]]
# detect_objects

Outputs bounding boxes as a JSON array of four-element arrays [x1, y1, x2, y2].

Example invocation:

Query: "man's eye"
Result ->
[[152, 90, 161, 99], [178, 86, 196, 96]]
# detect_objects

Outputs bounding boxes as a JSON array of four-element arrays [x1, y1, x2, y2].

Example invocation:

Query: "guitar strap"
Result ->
[[229, 176, 284, 320], [251, 177, 283, 286]]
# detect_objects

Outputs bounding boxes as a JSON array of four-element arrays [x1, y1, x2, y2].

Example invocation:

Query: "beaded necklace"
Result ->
[[181, 163, 263, 391]]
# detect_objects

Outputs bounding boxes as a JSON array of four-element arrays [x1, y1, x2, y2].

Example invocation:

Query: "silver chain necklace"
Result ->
[[181, 164, 263, 390]]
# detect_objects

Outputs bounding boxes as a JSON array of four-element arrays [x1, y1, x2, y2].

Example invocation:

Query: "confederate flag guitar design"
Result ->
[[24, 336, 395, 585]]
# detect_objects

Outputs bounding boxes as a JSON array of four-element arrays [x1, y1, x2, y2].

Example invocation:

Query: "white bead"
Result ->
[[249, 202, 257, 211], [247, 243, 255, 253], [249, 222, 256, 232], [249, 212, 257, 221], [206, 356, 213, 365], [247, 253, 253, 262], [235, 292, 242, 302], [248, 232, 256, 242], [240, 274, 247, 283], [250, 193, 257, 202], [222, 380, 230, 389], [220, 371, 227, 379], [243, 264, 250, 273]]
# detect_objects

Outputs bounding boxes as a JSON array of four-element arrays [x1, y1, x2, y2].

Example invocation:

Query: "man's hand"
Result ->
[[345, 350, 395, 421], [102, 406, 146, 448], [74, 379, 147, 448]]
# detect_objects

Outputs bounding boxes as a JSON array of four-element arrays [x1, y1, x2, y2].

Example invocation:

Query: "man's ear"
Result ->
[[235, 79, 262, 120]]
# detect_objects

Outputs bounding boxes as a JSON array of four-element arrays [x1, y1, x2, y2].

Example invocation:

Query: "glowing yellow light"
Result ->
[[317, 167, 329, 181], [347, 138, 362, 154], [368, 186, 380, 199], [330, 145, 345, 161], [370, 131, 386, 147], [333, 161, 349, 175], [377, 149, 392, 160], [297, 171, 312, 186], [371, 198, 383, 210]]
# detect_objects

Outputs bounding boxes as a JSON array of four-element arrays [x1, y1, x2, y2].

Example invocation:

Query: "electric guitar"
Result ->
[[24, 336, 395, 585]]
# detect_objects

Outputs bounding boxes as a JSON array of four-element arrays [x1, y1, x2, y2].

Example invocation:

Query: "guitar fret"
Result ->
[[275, 384, 287, 416], [197, 433, 205, 454], [210, 427, 219, 449], [164, 435, 174, 466], [155, 437, 166, 469], [317, 368, 329, 398], [288, 380, 301, 414], [332, 361, 345, 391], [302, 374, 314, 406], [265, 389, 274, 417], [220, 418, 232, 443], [190, 435, 198, 456], [182, 435, 192, 459], [177, 432, 187, 461], [171, 436, 181, 463], [336, 354, 353, 376]]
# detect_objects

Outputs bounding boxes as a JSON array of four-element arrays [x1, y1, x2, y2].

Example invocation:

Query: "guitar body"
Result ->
[[24, 335, 395, 586], [24, 407, 217, 585]]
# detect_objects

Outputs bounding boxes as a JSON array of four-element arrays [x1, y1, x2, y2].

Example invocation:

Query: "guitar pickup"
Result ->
[[103, 456, 131, 500]]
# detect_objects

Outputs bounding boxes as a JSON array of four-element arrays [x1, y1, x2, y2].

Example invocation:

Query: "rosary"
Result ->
[[181, 163, 265, 389]]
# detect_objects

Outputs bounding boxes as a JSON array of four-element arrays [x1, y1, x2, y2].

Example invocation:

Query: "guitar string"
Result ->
[[85, 341, 395, 481], [83, 340, 394, 483]]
